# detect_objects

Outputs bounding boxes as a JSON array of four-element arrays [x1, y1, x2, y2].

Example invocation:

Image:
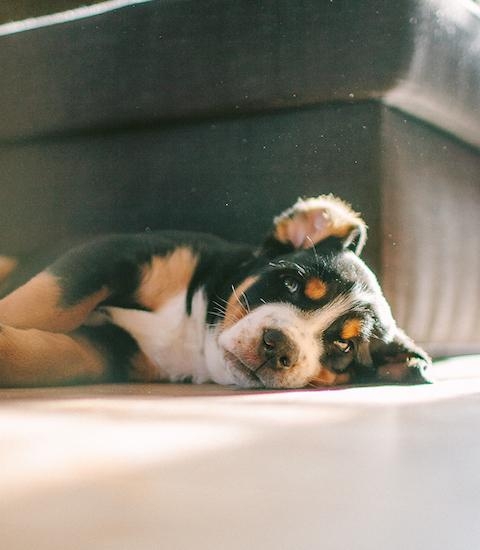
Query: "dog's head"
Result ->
[[214, 195, 431, 389]]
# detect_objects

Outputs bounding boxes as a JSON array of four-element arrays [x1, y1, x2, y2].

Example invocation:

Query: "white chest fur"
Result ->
[[101, 290, 218, 383]]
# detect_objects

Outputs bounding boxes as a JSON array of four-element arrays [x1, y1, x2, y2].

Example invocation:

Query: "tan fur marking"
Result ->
[[0, 326, 108, 387], [311, 369, 351, 387], [222, 276, 259, 330], [0, 272, 109, 332], [128, 351, 160, 382], [304, 278, 328, 300], [0, 256, 17, 284], [341, 318, 363, 340], [136, 248, 198, 311]]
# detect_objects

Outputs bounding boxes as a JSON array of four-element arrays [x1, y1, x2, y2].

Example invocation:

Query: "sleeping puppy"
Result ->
[[0, 195, 431, 388]]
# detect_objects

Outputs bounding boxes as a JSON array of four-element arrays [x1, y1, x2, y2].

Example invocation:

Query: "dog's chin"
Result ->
[[223, 351, 265, 389]]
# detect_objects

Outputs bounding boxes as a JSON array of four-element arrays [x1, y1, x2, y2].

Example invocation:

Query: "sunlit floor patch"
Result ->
[[0, 392, 354, 501], [431, 354, 480, 380], [1, 355, 479, 502]]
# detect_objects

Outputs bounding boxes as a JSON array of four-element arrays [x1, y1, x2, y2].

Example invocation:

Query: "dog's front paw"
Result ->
[[367, 327, 433, 385], [376, 355, 433, 385]]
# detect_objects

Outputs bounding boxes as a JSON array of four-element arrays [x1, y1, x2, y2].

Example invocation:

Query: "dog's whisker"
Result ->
[[211, 299, 228, 310], [210, 311, 244, 327], [305, 235, 321, 276], [208, 311, 226, 319], [211, 295, 248, 326], [211, 305, 226, 313], [212, 296, 230, 306], [208, 311, 243, 327], [242, 292, 251, 313], [231, 285, 248, 315]]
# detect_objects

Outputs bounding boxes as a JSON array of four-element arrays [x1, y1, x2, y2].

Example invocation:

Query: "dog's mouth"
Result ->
[[223, 350, 265, 388]]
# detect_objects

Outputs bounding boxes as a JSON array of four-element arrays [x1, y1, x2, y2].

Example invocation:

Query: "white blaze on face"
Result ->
[[217, 294, 363, 389]]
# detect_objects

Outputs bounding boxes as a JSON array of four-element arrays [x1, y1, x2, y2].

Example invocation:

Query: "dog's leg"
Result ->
[[0, 271, 110, 333], [0, 235, 197, 334], [0, 235, 194, 387], [0, 323, 152, 387], [360, 328, 432, 384], [0, 235, 150, 333], [0, 324, 107, 387]]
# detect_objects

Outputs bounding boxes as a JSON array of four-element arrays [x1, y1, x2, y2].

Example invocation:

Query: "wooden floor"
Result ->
[[1, 357, 480, 550]]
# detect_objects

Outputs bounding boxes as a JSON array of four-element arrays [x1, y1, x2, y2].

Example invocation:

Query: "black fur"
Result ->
[[75, 324, 140, 383]]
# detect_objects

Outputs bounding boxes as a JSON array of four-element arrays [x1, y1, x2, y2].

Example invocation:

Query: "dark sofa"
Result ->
[[0, 0, 479, 355]]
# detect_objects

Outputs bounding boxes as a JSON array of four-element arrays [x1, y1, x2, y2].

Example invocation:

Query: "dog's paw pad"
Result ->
[[273, 195, 366, 251]]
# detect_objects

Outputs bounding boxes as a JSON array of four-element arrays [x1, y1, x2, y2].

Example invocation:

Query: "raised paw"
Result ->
[[272, 195, 367, 253]]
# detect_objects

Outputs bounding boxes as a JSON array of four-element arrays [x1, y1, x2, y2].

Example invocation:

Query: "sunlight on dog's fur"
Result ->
[[0, 195, 431, 388]]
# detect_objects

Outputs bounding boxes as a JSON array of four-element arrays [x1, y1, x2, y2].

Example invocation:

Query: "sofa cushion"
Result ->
[[0, 0, 478, 147]]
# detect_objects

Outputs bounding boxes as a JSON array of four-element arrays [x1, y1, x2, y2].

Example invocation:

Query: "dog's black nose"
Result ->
[[262, 328, 299, 369]]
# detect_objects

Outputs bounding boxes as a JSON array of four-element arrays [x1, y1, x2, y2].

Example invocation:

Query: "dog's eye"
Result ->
[[282, 276, 300, 294], [333, 339, 353, 353]]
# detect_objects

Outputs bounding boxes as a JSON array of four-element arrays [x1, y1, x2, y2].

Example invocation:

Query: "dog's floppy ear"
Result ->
[[359, 328, 433, 385], [262, 195, 367, 255]]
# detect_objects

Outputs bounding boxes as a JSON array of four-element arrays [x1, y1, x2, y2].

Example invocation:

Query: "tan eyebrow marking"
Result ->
[[304, 278, 328, 300], [341, 318, 363, 340]]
